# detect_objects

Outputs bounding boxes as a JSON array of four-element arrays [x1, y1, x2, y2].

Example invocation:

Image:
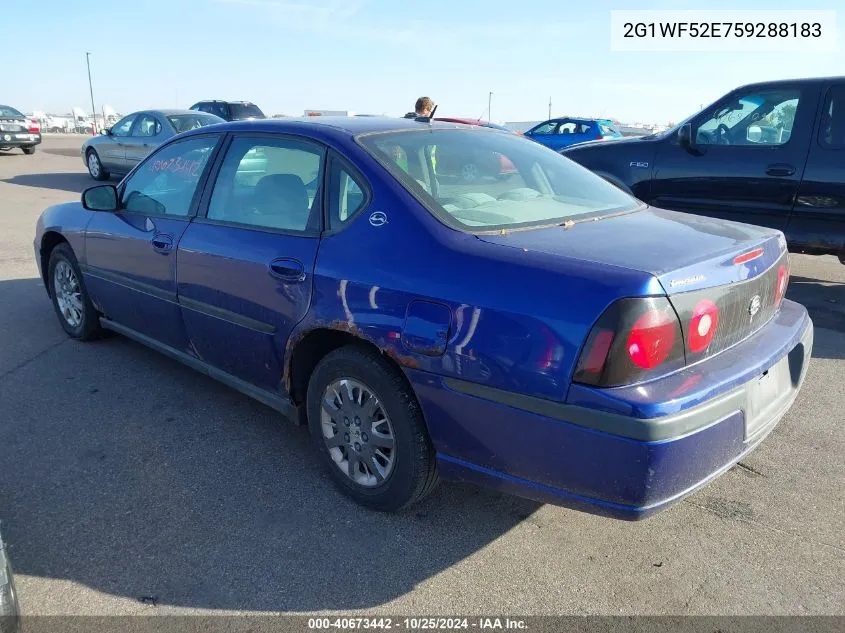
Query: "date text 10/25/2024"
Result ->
[[308, 618, 528, 630]]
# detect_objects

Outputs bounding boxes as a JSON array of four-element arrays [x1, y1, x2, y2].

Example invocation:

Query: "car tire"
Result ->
[[306, 345, 438, 511], [86, 149, 109, 181], [47, 243, 101, 341], [21, 147, 35, 155]]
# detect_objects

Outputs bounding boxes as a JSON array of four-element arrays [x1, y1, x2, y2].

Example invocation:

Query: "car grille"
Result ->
[[669, 254, 786, 364]]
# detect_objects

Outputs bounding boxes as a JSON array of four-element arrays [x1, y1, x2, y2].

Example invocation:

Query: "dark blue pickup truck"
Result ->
[[562, 77, 845, 264]]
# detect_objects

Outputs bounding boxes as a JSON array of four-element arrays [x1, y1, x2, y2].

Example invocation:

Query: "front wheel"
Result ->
[[21, 147, 35, 155], [306, 346, 438, 511], [86, 149, 109, 181], [48, 243, 101, 340]]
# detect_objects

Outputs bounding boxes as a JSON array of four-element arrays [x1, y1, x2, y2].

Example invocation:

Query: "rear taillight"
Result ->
[[688, 299, 720, 353], [574, 297, 685, 387], [775, 263, 789, 304], [28, 120, 40, 133]]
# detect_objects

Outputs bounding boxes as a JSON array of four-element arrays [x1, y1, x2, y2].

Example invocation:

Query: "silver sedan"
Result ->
[[81, 109, 224, 181]]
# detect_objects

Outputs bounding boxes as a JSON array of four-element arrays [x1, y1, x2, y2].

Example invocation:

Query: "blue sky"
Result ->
[[9, 0, 843, 124]]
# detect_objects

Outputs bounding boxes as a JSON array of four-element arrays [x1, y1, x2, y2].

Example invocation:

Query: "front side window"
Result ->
[[359, 128, 638, 231], [819, 85, 845, 149], [207, 136, 323, 232], [133, 114, 161, 137], [111, 115, 136, 137], [696, 89, 801, 146], [121, 136, 219, 216]]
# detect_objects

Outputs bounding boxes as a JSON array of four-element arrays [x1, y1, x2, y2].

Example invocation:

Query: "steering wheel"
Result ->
[[715, 123, 731, 145]]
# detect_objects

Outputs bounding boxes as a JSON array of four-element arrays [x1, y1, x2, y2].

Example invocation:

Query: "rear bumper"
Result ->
[[0, 132, 41, 147], [410, 300, 813, 520]]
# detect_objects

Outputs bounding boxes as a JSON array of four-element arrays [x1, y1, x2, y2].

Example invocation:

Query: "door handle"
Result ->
[[766, 163, 795, 177], [151, 234, 173, 253], [269, 257, 305, 282]]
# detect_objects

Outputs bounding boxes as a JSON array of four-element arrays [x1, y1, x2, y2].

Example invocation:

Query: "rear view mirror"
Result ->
[[82, 184, 119, 211]]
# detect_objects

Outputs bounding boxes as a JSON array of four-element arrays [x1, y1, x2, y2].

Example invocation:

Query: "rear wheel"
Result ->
[[86, 149, 109, 181], [306, 346, 438, 511], [21, 147, 35, 155], [48, 243, 101, 340]]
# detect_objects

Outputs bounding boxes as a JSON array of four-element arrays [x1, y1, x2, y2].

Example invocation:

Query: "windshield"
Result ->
[[0, 105, 24, 118], [229, 103, 265, 120], [358, 128, 639, 231], [167, 112, 225, 133]]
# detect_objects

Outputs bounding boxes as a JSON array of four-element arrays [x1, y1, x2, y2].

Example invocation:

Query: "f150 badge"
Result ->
[[629, 161, 649, 168]]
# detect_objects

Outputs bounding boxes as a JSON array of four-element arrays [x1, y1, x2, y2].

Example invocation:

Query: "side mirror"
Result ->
[[100, 128, 111, 136], [82, 185, 119, 211], [678, 123, 696, 151]]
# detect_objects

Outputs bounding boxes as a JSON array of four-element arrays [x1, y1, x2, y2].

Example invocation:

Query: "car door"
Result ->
[[787, 82, 845, 255], [561, 120, 595, 148], [175, 133, 323, 392], [648, 83, 821, 230], [82, 134, 222, 351], [123, 112, 164, 169], [99, 114, 136, 172], [523, 120, 560, 148]]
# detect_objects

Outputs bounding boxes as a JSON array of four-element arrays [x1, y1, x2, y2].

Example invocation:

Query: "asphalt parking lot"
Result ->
[[0, 135, 843, 617]]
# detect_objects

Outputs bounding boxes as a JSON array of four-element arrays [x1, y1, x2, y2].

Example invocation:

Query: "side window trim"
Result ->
[[194, 131, 327, 236], [117, 133, 225, 218], [323, 151, 373, 236], [817, 84, 845, 150]]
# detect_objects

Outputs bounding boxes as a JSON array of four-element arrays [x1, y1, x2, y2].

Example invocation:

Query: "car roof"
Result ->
[[734, 75, 845, 91], [185, 116, 482, 137], [149, 109, 209, 116]]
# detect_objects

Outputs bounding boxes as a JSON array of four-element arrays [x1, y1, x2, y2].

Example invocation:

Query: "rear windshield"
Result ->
[[0, 105, 24, 118], [167, 112, 225, 133], [357, 128, 638, 231], [229, 103, 265, 120]]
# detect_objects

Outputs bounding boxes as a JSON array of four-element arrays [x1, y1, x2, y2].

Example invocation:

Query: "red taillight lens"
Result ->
[[775, 264, 789, 303], [574, 297, 685, 387], [627, 308, 678, 369], [688, 299, 720, 353], [28, 120, 40, 133]]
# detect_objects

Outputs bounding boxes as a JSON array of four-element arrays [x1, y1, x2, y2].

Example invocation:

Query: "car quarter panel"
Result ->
[[287, 136, 660, 403]]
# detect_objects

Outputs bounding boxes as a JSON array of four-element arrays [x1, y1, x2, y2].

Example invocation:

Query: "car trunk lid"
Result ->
[[477, 206, 790, 362]]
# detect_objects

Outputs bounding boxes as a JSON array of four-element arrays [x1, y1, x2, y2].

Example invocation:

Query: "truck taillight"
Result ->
[[574, 297, 685, 387]]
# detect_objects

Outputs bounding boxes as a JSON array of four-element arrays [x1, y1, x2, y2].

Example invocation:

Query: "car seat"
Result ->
[[252, 173, 312, 231]]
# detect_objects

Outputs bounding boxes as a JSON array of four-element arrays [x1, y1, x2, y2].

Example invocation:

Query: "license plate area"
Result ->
[[745, 355, 792, 440]]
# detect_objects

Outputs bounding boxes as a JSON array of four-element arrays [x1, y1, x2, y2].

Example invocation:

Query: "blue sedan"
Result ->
[[34, 117, 813, 518], [524, 117, 623, 150]]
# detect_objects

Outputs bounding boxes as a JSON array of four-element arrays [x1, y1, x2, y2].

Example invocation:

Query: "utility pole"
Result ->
[[488, 91, 493, 122], [549, 96, 552, 120], [85, 52, 96, 135]]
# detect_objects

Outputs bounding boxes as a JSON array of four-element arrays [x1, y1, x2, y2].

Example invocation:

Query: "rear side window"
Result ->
[[327, 156, 368, 231], [819, 85, 845, 149], [599, 123, 619, 136], [195, 102, 228, 119]]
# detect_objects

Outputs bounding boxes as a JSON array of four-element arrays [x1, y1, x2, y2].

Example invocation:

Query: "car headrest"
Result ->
[[254, 173, 308, 211]]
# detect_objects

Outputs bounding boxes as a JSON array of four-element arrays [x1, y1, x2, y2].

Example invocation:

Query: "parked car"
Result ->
[[34, 117, 813, 519], [0, 104, 41, 155], [523, 117, 622, 150], [432, 117, 517, 182], [562, 77, 845, 264], [189, 100, 266, 121], [81, 109, 224, 180], [0, 524, 20, 633]]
